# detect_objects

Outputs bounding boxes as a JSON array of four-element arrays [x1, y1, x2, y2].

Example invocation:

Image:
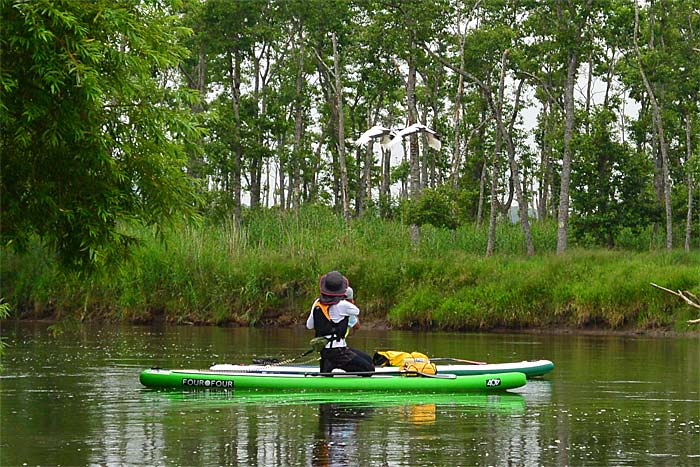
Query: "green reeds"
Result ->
[[1, 207, 698, 331]]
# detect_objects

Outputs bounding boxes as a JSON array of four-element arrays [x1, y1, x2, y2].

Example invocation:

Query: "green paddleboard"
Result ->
[[139, 368, 526, 393]]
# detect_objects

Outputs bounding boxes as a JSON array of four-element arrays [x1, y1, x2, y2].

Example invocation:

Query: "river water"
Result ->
[[1, 322, 698, 466]]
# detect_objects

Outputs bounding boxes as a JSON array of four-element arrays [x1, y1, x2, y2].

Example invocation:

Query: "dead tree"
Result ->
[[650, 283, 700, 324]]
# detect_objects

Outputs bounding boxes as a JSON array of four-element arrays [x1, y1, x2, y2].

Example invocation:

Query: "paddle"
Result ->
[[307, 370, 457, 379], [250, 342, 321, 367], [252, 355, 487, 366], [430, 357, 487, 365]]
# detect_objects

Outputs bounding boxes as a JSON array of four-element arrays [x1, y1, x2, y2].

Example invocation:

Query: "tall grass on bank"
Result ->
[[1, 206, 698, 331]]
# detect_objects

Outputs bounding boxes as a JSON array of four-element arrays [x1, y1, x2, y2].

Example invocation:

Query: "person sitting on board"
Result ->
[[306, 271, 375, 373]]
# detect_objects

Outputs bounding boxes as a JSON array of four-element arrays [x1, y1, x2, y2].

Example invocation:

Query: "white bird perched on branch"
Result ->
[[354, 125, 396, 150], [386, 123, 442, 151]]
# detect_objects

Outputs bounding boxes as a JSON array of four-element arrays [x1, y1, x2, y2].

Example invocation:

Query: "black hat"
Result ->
[[319, 271, 348, 296]]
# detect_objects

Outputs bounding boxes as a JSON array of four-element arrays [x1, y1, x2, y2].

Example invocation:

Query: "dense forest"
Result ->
[[3, 0, 699, 264], [1, 1, 699, 329]]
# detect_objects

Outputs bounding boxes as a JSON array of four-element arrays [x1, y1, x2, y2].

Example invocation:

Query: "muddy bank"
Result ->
[[13, 314, 699, 338]]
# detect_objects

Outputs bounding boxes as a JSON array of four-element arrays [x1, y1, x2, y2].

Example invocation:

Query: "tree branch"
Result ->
[[178, 64, 195, 88], [650, 283, 700, 324], [418, 42, 491, 96], [516, 70, 564, 112]]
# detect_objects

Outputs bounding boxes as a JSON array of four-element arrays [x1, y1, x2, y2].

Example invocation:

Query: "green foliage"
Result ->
[[390, 161, 410, 185], [1, 0, 202, 270], [404, 186, 459, 230], [570, 108, 657, 247]]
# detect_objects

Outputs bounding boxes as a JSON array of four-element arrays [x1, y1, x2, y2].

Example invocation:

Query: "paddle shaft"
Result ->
[[251, 348, 316, 366], [307, 370, 457, 379], [430, 357, 487, 365]]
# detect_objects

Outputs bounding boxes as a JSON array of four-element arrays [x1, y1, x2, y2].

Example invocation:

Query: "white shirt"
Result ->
[[306, 299, 360, 348]]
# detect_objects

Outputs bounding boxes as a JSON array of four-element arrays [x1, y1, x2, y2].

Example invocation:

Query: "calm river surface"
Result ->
[[1, 321, 698, 466]]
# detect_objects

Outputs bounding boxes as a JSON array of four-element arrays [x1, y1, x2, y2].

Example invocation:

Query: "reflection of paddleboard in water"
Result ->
[[141, 389, 528, 413], [313, 403, 374, 467], [515, 379, 553, 405]]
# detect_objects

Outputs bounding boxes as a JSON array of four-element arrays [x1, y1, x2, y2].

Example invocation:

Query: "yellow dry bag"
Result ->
[[373, 350, 437, 375]]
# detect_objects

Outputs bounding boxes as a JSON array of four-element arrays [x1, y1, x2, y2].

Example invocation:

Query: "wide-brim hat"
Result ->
[[319, 271, 348, 296]]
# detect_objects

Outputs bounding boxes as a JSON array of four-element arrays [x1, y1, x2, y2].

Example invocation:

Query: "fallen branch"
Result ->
[[650, 283, 700, 324]]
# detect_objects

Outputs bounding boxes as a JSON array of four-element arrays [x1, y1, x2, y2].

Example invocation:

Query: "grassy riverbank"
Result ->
[[2, 207, 699, 332]]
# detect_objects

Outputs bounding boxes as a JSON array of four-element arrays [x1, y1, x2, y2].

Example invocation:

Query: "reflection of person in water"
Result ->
[[312, 403, 373, 467]]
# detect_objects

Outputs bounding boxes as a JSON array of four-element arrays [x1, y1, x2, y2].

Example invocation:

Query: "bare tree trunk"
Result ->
[[315, 46, 342, 211], [538, 100, 550, 220], [502, 172, 515, 218], [332, 33, 350, 221], [431, 79, 439, 186], [401, 140, 408, 201], [357, 107, 370, 216], [685, 110, 694, 252], [292, 21, 305, 211], [650, 113, 662, 246], [486, 122, 501, 257], [363, 126, 373, 214], [364, 143, 373, 210], [476, 161, 487, 228], [264, 158, 271, 208], [495, 54, 534, 255], [228, 50, 243, 226], [381, 147, 390, 195], [473, 102, 489, 228], [420, 95, 429, 189], [585, 55, 593, 135], [273, 161, 279, 207], [260, 46, 273, 209], [278, 135, 286, 210], [356, 146, 364, 216], [556, 49, 578, 254], [486, 54, 514, 257], [308, 131, 323, 203], [380, 109, 394, 211], [635, 2, 673, 249], [620, 92, 627, 145], [603, 48, 617, 108], [250, 51, 262, 209], [301, 120, 310, 202], [249, 41, 272, 211], [456, 118, 488, 194], [452, 26, 466, 189], [407, 57, 421, 243]]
